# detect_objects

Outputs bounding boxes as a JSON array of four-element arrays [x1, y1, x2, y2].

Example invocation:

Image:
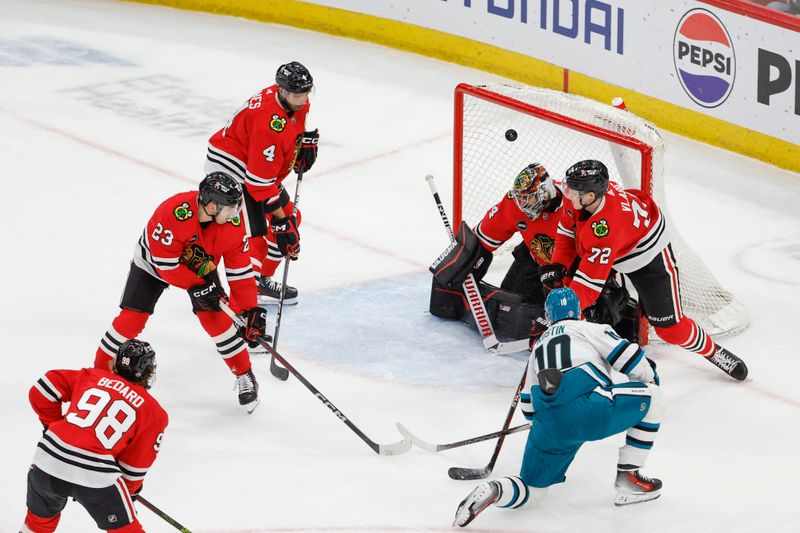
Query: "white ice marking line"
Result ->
[[0, 106, 428, 269]]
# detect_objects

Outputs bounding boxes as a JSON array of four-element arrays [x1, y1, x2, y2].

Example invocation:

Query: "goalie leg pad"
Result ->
[[429, 277, 467, 320], [429, 221, 492, 287]]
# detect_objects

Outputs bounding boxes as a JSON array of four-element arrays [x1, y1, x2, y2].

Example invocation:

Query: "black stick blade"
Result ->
[[448, 466, 492, 480], [270, 357, 289, 381]]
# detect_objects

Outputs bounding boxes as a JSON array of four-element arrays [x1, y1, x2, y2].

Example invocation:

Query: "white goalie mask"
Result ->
[[511, 163, 557, 220]]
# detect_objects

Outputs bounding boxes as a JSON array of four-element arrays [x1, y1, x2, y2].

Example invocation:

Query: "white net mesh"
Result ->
[[455, 82, 748, 340]]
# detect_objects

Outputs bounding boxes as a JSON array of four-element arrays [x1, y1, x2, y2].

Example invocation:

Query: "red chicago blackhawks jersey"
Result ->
[[474, 188, 564, 266], [207, 85, 309, 204], [133, 191, 257, 313], [29, 367, 168, 493], [552, 182, 671, 310]]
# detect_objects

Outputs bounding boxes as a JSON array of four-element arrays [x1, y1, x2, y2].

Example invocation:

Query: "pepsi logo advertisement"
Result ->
[[673, 8, 736, 108]]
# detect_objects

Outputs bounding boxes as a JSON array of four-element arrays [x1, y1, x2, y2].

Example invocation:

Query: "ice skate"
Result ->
[[707, 346, 748, 381], [257, 277, 298, 306], [453, 480, 500, 527], [236, 369, 260, 414], [614, 465, 662, 506]]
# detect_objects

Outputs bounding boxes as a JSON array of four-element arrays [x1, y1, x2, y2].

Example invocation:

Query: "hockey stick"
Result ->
[[268, 169, 306, 382], [425, 174, 528, 355], [448, 362, 528, 480], [221, 301, 411, 456], [138, 496, 191, 532], [396, 421, 530, 453]]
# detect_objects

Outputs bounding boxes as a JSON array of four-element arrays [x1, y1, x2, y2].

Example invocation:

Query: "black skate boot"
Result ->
[[453, 480, 500, 527], [236, 369, 259, 414], [614, 464, 662, 506], [257, 277, 298, 306], [707, 346, 748, 381]]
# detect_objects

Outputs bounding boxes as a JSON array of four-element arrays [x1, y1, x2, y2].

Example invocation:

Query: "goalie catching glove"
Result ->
[[238, 307, 268, 347], [430, 221, 492, 287], [294, 129, 319, 173], [271, 214, 300, 260]]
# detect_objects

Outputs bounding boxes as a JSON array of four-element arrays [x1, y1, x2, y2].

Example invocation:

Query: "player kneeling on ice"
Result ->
[[94, 173, 266, 413], [453, 288, 663, 528], [546, 159, 747, 380], [430, 163, 639, 347], [22, 340, 167, 533]]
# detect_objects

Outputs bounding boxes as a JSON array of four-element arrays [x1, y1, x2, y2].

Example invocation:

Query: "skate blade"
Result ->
[[614, 491, 661, 506], [241, 398, 260, 414], [257, 296, 299, 307]]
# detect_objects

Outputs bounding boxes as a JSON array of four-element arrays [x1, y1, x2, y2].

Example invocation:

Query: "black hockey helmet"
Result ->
[[565, 160, 610, 197], [275, 61, 313, 93], [198, 172, 243, 208], [115, 339, 156, 389]]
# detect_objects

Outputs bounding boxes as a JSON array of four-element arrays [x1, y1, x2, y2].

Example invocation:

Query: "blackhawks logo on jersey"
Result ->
[[592, 219, 609, 238], [174, 202, 194, 221], [269, 114, 287, 133], [228, 216, 241, 227], [530, 234, 555, 263]]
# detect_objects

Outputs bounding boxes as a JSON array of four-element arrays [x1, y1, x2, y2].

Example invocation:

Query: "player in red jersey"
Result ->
[[473, 162, 564, 301], [430, 163, 636, 345], [205, 61, 319, 306], [544, 159, 748, 380], [22, 340, 166, 533], [94, 173, 266, 413]]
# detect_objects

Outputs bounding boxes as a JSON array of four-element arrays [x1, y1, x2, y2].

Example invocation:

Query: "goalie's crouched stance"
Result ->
[[429, 222, 640, 345], [453, 289, 664, 528], [93, 173, 266, 413]]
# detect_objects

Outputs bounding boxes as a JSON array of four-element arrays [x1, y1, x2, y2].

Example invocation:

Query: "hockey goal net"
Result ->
[[453, 82, 749, 341]]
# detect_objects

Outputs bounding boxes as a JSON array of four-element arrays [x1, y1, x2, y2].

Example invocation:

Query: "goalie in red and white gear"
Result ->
[[93, 173, 266, 413], [205, 61, 319, 306], [549, 159, 748, 380], [474, 162, 564, 301], [430, 163, 638, 346], [22, 340, 167, 533]]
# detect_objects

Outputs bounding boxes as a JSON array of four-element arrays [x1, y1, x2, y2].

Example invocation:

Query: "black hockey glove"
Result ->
[[238, 306, 267, 348], [271, 215, 300, 260], [188, 270, 226, 312], [539, 263, 566, 298], [294, 129, 319, 173], [528, 316, 549, 350]]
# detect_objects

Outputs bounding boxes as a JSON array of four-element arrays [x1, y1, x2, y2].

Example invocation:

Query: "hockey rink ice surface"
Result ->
[[2, 1, 800, 531]]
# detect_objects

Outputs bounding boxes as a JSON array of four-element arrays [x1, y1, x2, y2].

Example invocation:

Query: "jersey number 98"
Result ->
[[65, 388, 137, 449]]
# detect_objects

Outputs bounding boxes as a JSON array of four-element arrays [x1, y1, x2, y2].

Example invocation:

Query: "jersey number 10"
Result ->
[[534, 334, 572, 370]]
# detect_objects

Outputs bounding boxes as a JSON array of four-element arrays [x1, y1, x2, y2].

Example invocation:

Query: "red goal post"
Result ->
[[452, 82, 749, 341]]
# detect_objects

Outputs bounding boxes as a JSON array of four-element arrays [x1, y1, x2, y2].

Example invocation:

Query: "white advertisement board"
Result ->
[[304, 0, 798, 144]]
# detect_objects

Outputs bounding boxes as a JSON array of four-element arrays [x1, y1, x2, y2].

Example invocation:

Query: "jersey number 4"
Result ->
[[65, 388, 136, 449]]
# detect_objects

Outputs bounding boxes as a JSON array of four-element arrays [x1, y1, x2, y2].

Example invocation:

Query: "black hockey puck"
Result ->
[[505, 129, 518, 142]]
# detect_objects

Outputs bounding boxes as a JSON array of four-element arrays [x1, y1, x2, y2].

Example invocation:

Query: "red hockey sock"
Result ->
[[196, 310, 252, 376], [23, 509, 60, 533], [94, 309, 150, 368], [654, 316, 715, 357]]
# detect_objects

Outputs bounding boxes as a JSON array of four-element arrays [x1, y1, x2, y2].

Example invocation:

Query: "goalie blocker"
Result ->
[[429, 223, 641, 343]]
